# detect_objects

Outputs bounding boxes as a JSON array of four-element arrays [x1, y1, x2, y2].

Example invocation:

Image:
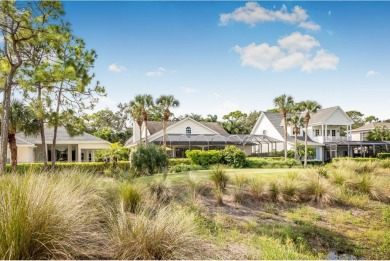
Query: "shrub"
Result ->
[[168, 158, 191, 166], [169, 164, 204, 173], [246, 157, 300, 169], [378, 153, 390, 159], [118, 183, 142, 213], [110, 206, 200, 259], [379, 159, 390, 169], [221, 145, 247, 168], [185, 150, 222, 166], [130, 144, 169, 176], [0, 172, 107, 259], [300, 173, 336, 206]]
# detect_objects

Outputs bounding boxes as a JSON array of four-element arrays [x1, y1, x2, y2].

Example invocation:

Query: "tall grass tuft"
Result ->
[[232, 174, 250, 203], [148, 174, 170, 202], [300, 173, 336, 206], [347, 175, 389, 202], [0, 172, 108, 259], [280, 178, 300, 202], [119, 182, 142, 213], [186, 173, 205, 201], [209, 164, 229, 192], [110, 205, 200, 259], [248, 179, 269, 201]]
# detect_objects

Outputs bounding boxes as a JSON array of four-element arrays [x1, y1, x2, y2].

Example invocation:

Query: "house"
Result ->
[[350, 122, 390, 141], [250, 106, 372, 161], [124, 117, 281, 157], [6, 127, 111, 163]]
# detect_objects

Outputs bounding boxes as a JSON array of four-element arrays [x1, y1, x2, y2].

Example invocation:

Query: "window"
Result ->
[[262, 130, 267, 135], [315, 129, 320, 136], [327, 130, 330, 136], [186, 127, 191, 135]]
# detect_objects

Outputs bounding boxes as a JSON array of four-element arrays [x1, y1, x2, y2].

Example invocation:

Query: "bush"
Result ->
[[110, 206, 200, 259], [185, 150, 222, 166], [300, 173, 336, 206], [0, 172, 107, 259], [169, 164, 204, 173], [130, 144, 169, 176], [378, 153, 390, 159], [5, 161, 130, 174], [246, 157, 300, 168], [168, 158, 191, 166], [222, 145, 247, 168]]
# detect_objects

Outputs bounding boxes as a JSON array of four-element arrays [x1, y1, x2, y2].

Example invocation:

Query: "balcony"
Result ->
[[312, 136, 351, 143]]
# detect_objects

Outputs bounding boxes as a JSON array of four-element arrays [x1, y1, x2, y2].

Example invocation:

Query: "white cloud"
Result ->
[[234, 32, 339, 73], [145, 67, 166, 77], [366, 70, 380, 77], [328, 10, 332, 16], [211, 91, 222, 98], [182, 86, 195, 93], [277, 32, 320, 52], [108, 63, 126, 73], [220, 2, 320, 31]]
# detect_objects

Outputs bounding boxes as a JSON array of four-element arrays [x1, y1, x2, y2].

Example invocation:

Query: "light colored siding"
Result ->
[[17, 147, 35, 163], [324, 108, 352, 125], [167, 120, 216, 135], [252, 114, 284, 140]]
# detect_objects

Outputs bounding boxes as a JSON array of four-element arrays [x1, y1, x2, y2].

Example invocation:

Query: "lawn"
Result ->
[[134, 168, 292, 185]]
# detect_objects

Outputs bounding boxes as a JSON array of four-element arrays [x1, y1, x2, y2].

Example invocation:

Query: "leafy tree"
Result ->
[[245, 111, 260, 133], [287, 114, 304, 160], [222, 110, 247, 134], [98, 142, 128, 172], [0, 0, 63, 173], [346, 110, 365, 129], [266, 108, 280, 113], [273, 94, 294, 159], [204, 114, 218, 122], [155, 95, 180, 149], [0, 100, 40, 171], [384, 119, 390, 123], [174, 113, 204, 122], [128, 101, 143, 145], [366, 126, 390, 141], [299, 100, 322, 167], [365, 115, 379, 123], [295, 142, 316, 160]]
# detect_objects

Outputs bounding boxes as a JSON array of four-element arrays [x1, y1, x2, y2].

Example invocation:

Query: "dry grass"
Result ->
[[0, 172, 109, 260]]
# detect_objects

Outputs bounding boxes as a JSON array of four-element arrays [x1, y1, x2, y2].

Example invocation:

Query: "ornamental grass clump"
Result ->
[[248, 179, 270, 201], [300, 173, 336, 206], [209, 164, 229, 205], [231, 174, 250, 203], [0, 172, 108, 260], [119, 183, 142, 213], [110, 205, 200, 260]]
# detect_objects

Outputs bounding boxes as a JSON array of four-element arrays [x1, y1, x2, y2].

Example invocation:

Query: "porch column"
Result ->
[[325, 125, 328, 142], [172, 146, 176, 158], [68, 145, 72, 162], [322, 124, 324, 139], [347, 144, 350, 157], [77, 146, 82, 162], [373, 144, 376, 156]]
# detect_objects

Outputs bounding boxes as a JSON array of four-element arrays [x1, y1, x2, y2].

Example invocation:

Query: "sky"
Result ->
[[61, 1, 390, 120]]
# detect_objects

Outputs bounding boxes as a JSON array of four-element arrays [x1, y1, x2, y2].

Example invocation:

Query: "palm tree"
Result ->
[[366, 126, 390, 141], [287, 115, 304, 160], [130, 94, 154, 144], [155, 95, 180, 149], [129, 101, 144, 145], [273, 94, 294, 159], [300, 100, 322, 167], [1, 100, 40, 172]]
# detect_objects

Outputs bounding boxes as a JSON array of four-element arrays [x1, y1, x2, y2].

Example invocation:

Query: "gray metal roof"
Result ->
[[307, 106, 339, 124], [16, 127, 110, 144]]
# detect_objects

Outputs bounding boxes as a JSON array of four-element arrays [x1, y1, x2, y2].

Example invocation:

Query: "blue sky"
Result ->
[[62, 1, 390, 120]]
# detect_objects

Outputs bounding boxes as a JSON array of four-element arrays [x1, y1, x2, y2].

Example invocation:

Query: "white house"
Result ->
[[350, 122, 390, 141], [124, 117, 281, 157], [251, 106, 358, 161], [6, 127, 111, 163]]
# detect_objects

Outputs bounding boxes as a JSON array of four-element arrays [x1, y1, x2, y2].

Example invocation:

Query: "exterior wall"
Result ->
[[252, 114, 284, 140], [166, 120, 216, 135], [324, 109, 352, 125], [18, 147, 35, 163], [133, 124, 140, 143], [350, 131, 370, 141]]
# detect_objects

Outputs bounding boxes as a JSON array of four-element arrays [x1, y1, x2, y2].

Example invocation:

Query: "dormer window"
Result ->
[[186, 127, 191, 135], [262, 130, 267, 135]]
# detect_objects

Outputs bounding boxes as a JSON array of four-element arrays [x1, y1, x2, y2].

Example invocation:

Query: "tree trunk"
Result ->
[[138, 123, 142, 145], [283, 113, 287, 159], [0, 67, 16, 174], [37, 86, 48, 170], [51, 86, 63, 170], [8, 131, 17, 172], [294, 131, 298, 160], [304, 122, 308, 167], [144, 120, 148, 144]]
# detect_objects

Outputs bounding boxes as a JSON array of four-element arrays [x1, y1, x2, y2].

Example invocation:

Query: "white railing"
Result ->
[[311, 136, 351, 143]]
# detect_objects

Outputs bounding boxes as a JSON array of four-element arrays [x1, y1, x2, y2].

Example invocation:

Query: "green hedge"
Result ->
[[169, 164, 205, 173], [246, 157, 300, 168], [331, 157, 378, 162], [222, 145, 247, 168], [168, 158, 191, 166], [185, 150, 222, 166], [5, 161, 130, 174], [377, 153, 390, 159]]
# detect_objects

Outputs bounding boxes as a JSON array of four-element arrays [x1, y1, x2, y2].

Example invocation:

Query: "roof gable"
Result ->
[[351, 122, 390, 132], [309, 106, 353, 125]]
